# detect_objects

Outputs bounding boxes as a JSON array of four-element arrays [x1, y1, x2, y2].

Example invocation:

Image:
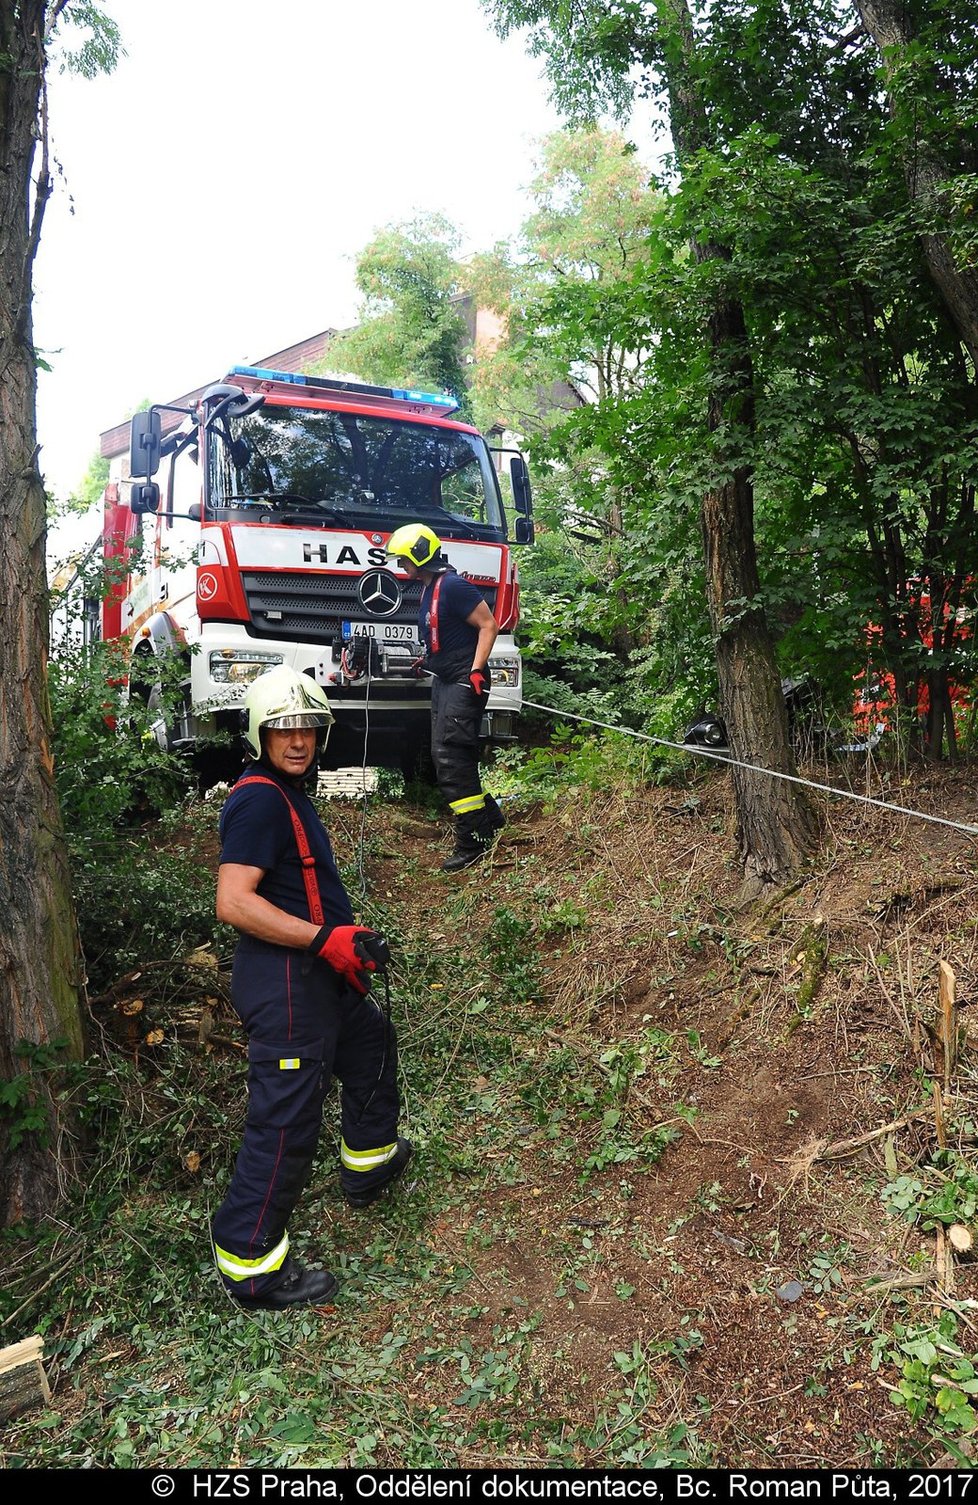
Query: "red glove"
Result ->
[[469, 669, 488, 698], [308, 925, 379, 994]]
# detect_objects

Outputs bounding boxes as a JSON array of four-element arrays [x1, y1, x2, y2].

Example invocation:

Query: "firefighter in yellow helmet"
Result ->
[[386, 524, 505, 871], [211, 665, 411, 1309]]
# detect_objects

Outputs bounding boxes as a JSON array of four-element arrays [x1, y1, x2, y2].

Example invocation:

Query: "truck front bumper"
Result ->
[[190, 626, 522, 742]]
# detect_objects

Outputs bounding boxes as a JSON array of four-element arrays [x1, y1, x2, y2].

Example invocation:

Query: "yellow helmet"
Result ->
[[386, 522, 443, 569], [242, 665, 334, 759]]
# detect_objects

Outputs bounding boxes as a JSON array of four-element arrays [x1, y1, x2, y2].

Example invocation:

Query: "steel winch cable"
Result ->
[[520, 698, 978, 840], [354, 659, 374, 903]]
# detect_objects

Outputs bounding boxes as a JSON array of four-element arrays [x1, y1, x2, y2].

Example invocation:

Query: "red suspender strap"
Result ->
[[429, 574, 444, 654], [235, 776, 325, 926]]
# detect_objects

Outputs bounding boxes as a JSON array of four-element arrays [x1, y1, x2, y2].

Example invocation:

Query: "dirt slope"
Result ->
[[326, 759, 978, 1466], [39, 756, 977, 1469]]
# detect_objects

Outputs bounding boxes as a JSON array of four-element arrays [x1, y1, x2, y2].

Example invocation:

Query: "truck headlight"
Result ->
[[490, 656, 520, 688], [209, 650, 284, 684]]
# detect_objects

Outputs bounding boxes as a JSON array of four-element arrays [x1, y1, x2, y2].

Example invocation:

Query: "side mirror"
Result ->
[[199, 383, 266, 426], [510, 455, 533, 516], [130, 410, 162, 479], [131, 481, 161, 514], [510, 456, 534, 542]]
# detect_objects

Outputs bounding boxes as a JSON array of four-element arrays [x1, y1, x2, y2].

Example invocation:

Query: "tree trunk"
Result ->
[[925, 670, 957, 761], [697, 281, 819, 883], [855, 0, 978, 369], [662, 0, 819, 884], [0, 1, 86, 1225]]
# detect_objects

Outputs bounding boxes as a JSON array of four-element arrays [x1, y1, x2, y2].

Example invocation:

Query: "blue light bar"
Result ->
[[392, 388, 457, 408], [232, 365, 306, 384], [229, 364, 459, 414]]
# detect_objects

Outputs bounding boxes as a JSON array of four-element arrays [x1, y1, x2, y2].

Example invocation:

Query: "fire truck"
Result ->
[[101, 365, 534, 777]]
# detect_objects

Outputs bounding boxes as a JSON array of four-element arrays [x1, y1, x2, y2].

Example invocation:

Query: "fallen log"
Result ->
[[0, 1335, 51, 1421]]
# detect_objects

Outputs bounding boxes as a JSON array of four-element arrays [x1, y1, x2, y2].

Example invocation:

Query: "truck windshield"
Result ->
[[207, 403, 506, 536]]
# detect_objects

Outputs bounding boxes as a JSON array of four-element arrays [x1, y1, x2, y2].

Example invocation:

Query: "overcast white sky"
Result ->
[[35, 0, 570, 520]]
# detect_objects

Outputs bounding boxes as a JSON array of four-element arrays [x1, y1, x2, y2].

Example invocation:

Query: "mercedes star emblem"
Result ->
[[357, 569, 402, 617]]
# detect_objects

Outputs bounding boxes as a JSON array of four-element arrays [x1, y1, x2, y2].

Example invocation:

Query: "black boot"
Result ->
[[441, 808, 499, 872], [231, 1256, 339, 1310], [441, 835, 487, 871]]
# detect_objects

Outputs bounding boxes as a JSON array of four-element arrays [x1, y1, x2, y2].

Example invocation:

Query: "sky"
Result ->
[[35, 0, 570, 533]]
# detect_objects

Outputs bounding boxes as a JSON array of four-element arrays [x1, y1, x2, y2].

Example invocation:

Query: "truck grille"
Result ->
[[240, 570, 496, 644]]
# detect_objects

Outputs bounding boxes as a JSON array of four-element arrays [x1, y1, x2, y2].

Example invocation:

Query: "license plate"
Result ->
[[341, 620, 419, 646]]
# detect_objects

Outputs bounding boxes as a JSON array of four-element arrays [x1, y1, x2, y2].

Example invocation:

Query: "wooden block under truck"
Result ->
[[102, 366, 534, 780]]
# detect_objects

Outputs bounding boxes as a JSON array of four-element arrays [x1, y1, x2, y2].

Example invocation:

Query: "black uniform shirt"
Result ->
[[419, 568, 488, 682], [219, 765, 354, 928]]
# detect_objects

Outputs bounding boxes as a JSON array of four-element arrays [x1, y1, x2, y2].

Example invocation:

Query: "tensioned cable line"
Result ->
[[520, 698, 978, 839], [352, 660, 374, 904]]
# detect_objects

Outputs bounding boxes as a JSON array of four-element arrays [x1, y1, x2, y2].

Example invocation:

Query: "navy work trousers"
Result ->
[[430, 676, 486, 807], [211, 937, 399, 1299]]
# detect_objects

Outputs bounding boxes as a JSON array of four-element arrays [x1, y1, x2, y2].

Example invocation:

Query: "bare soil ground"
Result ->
[[330, 758, 978, 1466]]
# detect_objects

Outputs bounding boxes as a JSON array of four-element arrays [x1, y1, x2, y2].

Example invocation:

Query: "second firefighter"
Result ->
[[386, 523, 505, 872]]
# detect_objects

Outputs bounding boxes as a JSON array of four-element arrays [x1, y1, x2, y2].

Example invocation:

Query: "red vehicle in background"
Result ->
[[852, 584, 975, 754], [684, 586, 975, 761]]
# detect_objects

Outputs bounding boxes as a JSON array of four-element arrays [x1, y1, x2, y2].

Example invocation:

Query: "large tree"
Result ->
[[0, 1, 118, 1224], [483, 0, 819, 886], [469, 127, 660, 427], [468, 127, 663, 659]]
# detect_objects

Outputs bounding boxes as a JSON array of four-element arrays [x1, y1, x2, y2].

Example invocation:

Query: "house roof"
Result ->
[[99, 328, 337, 459]]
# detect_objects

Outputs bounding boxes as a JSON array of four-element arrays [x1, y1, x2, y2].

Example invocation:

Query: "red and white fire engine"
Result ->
[[100, 365, 534, 777]]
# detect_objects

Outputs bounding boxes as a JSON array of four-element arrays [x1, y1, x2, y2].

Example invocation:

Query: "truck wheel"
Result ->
[[129, 652, 157, 707]]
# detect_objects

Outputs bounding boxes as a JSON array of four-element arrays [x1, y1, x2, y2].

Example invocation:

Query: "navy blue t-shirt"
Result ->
[[219, 766, 354, 928], [419, 569, 487, 682]]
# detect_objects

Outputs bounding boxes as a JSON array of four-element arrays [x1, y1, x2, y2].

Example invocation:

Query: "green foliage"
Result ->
[[492, 725, 684, 805], [49, 640, 189, 834], [545, 1339, 713, 1466], [888, 1315, 978, 1449], [882, 1153, 978, 1231], [0, 1039, 70, 1150], [48, 640, 224, 992], [481, 904, 539, 1003], [325, 214, 471, 407], [478, 3, 978, 757], [54, 3, 123, 80], [74, 449, 110, 509], [469, 125, 661, 431], [73, 827, 223, 997]]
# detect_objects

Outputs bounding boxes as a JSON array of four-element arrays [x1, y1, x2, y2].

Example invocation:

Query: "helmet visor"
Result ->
[[263, 711, 334, 731]]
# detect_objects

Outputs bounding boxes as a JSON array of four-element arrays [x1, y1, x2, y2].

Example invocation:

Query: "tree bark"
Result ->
[[697, 276, 820, 882], [855, 0, 978, 369], [0, 1, 85, 1225]]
